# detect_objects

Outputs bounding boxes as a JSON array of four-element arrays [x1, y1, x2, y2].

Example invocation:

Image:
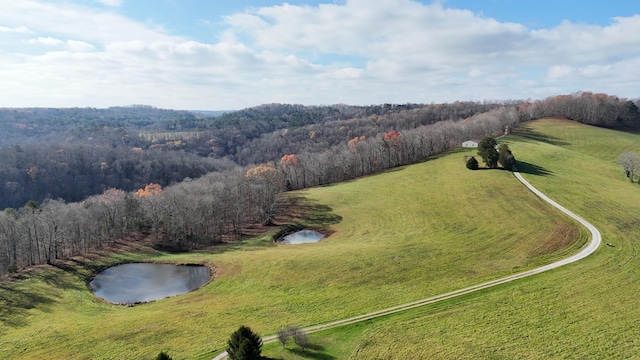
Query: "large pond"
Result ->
[[89, 263, 211, 304], [282, 230, 325, 244]]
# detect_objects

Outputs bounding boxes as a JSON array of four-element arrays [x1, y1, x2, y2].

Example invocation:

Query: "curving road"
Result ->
[[213, 169, 602, 359]]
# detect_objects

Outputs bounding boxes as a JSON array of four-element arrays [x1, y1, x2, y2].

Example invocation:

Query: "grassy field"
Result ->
[[1, 118, 632, 359], [263, 118, 640, 359]]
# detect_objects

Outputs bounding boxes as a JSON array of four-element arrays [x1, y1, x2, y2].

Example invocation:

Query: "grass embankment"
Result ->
[[263, 118, 640, 359], [0, 118, 595, 359]]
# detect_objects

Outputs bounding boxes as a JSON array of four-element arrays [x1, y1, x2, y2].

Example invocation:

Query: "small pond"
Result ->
[[282, 230, 325, 244], [89, 263, 211, 304]]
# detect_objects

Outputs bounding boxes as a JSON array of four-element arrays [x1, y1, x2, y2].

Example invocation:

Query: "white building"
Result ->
[[462, 140, 478, 148]]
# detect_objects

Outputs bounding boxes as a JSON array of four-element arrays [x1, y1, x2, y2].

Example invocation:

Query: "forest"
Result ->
[[0, 92, 638, 275]]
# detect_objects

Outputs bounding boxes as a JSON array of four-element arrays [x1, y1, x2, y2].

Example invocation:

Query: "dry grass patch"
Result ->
[[529, 222, 580, 257]]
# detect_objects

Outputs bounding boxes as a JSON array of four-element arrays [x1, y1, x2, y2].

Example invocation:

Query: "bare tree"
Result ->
[[618, 152, 640, 182], [0, 209, 19, 273], [291, 326, 310, 351], [277, 328, 290, 349], [245, 165, 285, 226], [39, 199, 68, 263]]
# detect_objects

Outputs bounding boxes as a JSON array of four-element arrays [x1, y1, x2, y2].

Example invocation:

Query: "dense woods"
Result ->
[[0, 92, 639, 276]]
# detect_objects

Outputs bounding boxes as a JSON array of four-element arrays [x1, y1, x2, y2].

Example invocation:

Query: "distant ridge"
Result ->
[[191, 110, 235, 117]]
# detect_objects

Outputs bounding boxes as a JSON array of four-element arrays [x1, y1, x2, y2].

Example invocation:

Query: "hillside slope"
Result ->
[[263, 118, 640, 359]]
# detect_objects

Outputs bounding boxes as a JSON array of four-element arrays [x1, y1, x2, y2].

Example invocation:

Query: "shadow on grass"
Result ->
[[512, 126, 570, 146], [0, 265, 83, 328], [46, 261, 94, 288], [430, 147, 469, 160], [286, 196, 343, 229], [0, 282, 57, 328], [264, 344, 337, 360], [203, 196, 343, 254], [514, 161, 554, 176], [267, 196, 343, 243], [0, 257, 102, 328]]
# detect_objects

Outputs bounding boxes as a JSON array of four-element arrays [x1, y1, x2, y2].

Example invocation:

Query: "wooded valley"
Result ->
[[0, 92, 638, 276]]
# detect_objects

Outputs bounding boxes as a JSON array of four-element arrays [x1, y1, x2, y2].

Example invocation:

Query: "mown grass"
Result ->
[[0, 118, 610, 359], [263, 118, 640, 359]]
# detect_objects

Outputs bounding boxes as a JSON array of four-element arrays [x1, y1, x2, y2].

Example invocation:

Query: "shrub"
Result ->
[[466, 156, 479, 170]]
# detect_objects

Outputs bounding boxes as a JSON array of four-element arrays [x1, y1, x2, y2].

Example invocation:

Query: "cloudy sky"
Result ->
[[1, 0, 639, 110]]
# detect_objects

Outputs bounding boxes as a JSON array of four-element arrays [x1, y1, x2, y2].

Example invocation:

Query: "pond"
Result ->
[[88, 263, 211, 304], [282, 230, 325, 244]]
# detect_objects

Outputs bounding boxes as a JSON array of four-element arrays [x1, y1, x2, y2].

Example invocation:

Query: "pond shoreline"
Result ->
[[88, 262, 214, 305]]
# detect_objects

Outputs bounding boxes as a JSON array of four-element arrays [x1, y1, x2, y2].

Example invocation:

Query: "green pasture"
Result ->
[[264, 118, 640, 359], [2, 118, 633, 359]]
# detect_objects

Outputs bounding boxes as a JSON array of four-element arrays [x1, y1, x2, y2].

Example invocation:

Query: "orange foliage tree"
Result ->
[[348, 136, 366, 151], [280, 154, 302, 189], [383, 131, 401, 147], [134, 183, 163, 198], [246, 165, 284, 187], [383, 131, 402, 168], [280, 154, 298, 168]]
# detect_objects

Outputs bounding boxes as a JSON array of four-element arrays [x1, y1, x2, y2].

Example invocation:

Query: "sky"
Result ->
[[1, 0, 639, 110]]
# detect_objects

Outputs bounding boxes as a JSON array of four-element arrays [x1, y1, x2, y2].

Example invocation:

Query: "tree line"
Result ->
[[0, 164, 283, 273], [517, 92, 640, 128], [0, 101, 510, 209], [3, 94, 637, 210], [0, 143, 235, 209]]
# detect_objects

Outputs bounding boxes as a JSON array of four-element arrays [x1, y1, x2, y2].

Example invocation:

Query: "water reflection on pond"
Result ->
[[89, 263, 211, 304], [282, 230, 325, 244]]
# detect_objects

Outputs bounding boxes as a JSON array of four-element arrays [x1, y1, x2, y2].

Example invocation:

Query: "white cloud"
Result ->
[[27, 36, 64, 46], [226, 1, 530, 67], [1, 0, 640, 109], [96, 0, 121, 7], [0, 0, 173, 44], [219, 0, 640, 104], [327, 67, 362, 79], [66, 40, 95, 52], [546, 65, 574, 81], [0, 25, 32, 33]]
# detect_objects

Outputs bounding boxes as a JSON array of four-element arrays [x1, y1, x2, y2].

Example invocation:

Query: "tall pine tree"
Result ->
[[226, 326, 262, 360], [478, 137, 499, 168], [498, 144, 516, 170]]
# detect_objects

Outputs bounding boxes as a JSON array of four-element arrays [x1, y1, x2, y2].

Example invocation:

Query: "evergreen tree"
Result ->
[[156, 351, 173, 360], [466, 156, 479, 170], [226, 325, 262, 360], [498, 144, 516, 170], [478, 137, 499, 168]]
